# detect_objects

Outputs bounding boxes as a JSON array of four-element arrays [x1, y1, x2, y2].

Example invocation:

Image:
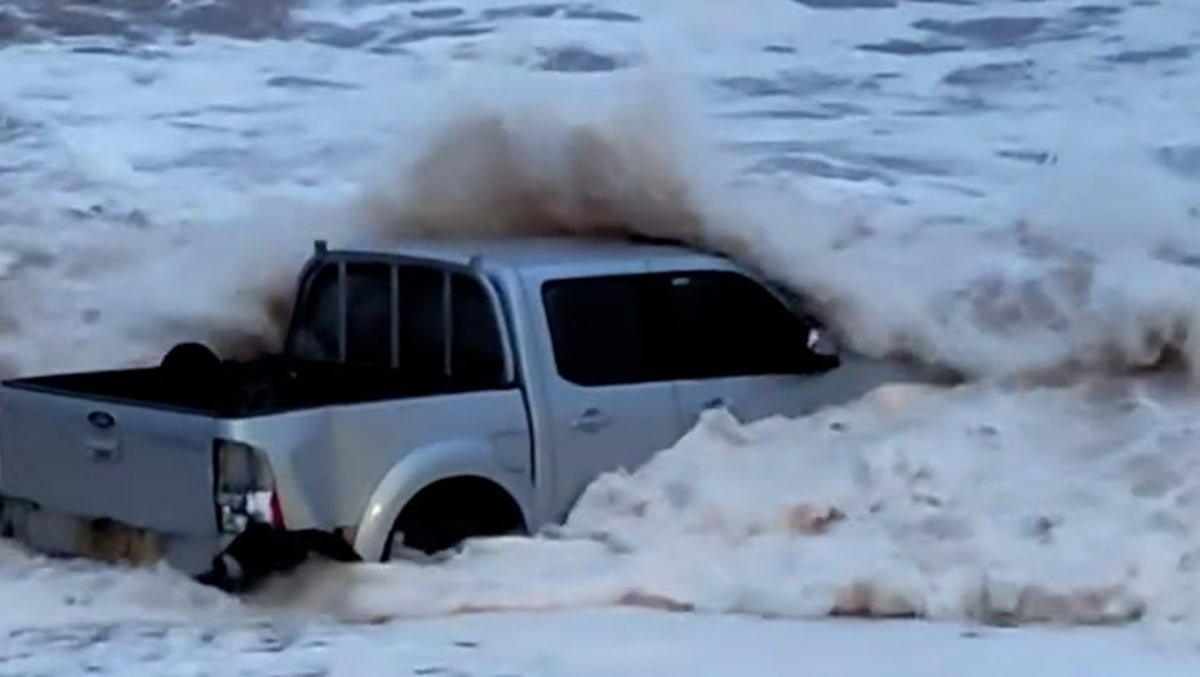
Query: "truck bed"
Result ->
[[4, 356, 494, 418]]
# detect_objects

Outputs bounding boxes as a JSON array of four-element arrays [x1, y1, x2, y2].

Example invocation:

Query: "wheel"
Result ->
[[383, 509, 495, 562], [380, 478, 527, 562]]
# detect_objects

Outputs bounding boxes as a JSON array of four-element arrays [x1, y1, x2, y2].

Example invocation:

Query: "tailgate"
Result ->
[[0, 385, 221, 535]]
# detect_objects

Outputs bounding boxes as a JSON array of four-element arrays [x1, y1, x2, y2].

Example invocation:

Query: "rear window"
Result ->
[[288, 261, 508, 390]]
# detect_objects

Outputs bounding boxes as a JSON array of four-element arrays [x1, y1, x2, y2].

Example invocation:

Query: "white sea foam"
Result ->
[[247, 375, 1200, 638]]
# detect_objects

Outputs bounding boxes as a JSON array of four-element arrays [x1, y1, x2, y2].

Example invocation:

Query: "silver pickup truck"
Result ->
[[0, 235, 945, 591]]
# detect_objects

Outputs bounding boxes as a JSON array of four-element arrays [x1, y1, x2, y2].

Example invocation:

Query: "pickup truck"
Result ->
[[0, 235, 944, 592]]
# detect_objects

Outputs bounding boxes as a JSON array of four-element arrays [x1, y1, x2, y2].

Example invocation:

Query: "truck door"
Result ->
[[537, 273, 682, 520], [661, 270, 842, 432]]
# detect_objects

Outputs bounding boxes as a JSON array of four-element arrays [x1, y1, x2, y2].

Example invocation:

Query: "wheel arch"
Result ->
[[352, 440, 531, 561]]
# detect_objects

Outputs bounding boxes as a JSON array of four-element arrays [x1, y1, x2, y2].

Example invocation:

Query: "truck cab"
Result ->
[[0, 235, 935, 590]]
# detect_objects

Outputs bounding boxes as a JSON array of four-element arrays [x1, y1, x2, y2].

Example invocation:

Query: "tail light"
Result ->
[[213, 439, 285, 532]]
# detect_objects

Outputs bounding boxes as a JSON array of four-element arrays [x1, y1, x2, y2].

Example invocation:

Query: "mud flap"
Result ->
[[196, 521, 363, 593]]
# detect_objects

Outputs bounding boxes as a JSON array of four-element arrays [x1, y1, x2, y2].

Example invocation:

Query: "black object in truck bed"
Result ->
[[4, 343, 506, 418]]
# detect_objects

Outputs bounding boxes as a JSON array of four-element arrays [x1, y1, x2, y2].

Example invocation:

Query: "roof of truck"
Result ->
[[329, 234, 727, 270]]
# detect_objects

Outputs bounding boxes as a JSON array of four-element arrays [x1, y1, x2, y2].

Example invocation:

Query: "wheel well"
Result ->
[[385, 476, 527, 558]]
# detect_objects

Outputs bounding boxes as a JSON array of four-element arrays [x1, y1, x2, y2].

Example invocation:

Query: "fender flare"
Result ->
[[352, 439, 530, 561]]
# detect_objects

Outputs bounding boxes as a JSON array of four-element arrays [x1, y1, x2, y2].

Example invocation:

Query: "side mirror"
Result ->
[[788, 326, 840, 375], [806, 327, 839, 358]]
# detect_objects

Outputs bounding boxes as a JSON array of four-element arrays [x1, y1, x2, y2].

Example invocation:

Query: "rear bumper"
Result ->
[[0, 495, 364, 593], [0, 495, 232, 577]]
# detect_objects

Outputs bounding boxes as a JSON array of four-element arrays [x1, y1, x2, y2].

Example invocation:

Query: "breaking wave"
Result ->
[[2, 61, 1197, 383]]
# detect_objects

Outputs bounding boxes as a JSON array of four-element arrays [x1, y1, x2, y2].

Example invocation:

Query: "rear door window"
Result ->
[[394, 265, 448, 381], [541, 275, 670, 387]]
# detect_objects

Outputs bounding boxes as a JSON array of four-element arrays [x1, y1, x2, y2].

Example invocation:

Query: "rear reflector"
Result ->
[[269, 491, 285, 529]]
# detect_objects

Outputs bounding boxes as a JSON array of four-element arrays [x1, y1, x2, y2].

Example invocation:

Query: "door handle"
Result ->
[[702, 397, 739, 419], [85, 437, 121, 462], [571, 407, 612, 434]]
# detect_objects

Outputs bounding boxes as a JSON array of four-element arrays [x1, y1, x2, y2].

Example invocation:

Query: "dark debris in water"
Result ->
[[534, 45, 629, 72], [265, 75, 360, 91], [724, 101, 871, 121], [943, 59, 1037, 88], [913, 16, 1048, 48], [858, 39, 965, 56], [1153, 246, 1200, 270], [1155, 145, 1200, 181], [996, 149, 1057, 165], [1104, 44, 1195, 65], [479, 3, 638, 22], [791, 0, 897, 7], [296, 21, 381, 49], [481, 3, 564, 20], [564, 7, 639, 22], [855, 152, 954, 177], [793, 0, 981, 6], [715, 71, 855, 98], [412, 7, 466, 20], [373, 22, 493, 50], [68, 43, 152, 57], [0, 109, 43, 144]]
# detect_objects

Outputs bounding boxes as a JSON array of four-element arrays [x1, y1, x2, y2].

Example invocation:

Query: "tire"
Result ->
[[382, 485, 525, 561], [384, 512, 490, 561]]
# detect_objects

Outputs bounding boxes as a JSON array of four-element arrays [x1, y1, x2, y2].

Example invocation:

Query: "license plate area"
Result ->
[[76, 518, 163, 566]]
